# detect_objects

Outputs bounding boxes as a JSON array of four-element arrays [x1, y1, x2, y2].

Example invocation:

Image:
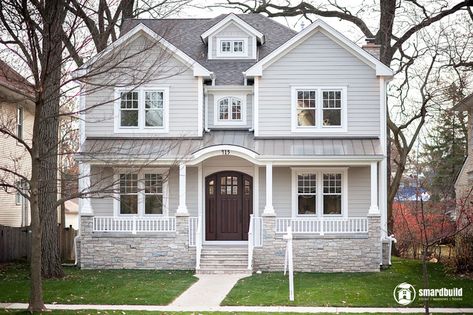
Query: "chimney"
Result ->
[[362, 37, 381, 60]]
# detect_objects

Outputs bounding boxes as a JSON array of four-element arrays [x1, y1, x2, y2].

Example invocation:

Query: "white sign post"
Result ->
[[283, 225, 294, 302]]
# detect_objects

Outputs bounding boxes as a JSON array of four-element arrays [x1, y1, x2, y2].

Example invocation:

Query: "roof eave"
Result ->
[[200, 13, 264, 43], [73, 23, 212, 80]]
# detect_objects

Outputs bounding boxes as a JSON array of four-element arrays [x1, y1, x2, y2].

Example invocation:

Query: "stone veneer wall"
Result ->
[[79, 216, 195, 269], [253, 215, 382, 272]]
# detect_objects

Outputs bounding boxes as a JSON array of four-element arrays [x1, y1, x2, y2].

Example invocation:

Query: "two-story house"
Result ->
[[77, 13, 393, 273], [454, 94, 473, 204], [0, 60, 34, 227]]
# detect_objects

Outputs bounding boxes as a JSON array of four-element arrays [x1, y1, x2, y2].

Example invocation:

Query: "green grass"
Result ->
[[0, 264, 197, 305], [223, 257, 473, 307], [0, 312, 404, 315]]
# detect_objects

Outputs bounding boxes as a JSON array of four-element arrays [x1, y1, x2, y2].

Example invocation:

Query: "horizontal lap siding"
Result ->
[[0, 103, 33, 227], [90, 166, 198, 217], [207, 94, 253, 129], [85, 36, 199, 138], [258, 31, 380, 137], [270, 166, 370, 217]]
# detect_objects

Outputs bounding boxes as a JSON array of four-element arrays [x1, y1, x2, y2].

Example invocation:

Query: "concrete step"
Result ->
[[200, 258, 248, 263], [200, 262, 248, 268], [196, 268, 252, 275]]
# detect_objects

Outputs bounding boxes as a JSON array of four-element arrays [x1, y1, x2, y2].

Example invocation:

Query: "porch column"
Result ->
[[368, 161, 380, 215], [176, 163, 189, 216], [263, 162, 275, 216], [79, 162, 93, 215]]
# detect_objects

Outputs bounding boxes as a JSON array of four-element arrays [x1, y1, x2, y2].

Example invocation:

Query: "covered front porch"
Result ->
[[78, 131, 385, 272]]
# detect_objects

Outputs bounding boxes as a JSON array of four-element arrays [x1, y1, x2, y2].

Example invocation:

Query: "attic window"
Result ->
[[217, 38, 247, 57]]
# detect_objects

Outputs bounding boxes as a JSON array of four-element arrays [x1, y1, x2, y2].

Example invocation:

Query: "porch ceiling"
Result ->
[[79, 131, 383, 163]]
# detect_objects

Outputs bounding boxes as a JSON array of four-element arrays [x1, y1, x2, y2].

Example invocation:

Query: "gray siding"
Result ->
[[85, 35, 199, 138], [89, 165, 370, 218], [207, 93, 253, 129], [209, 22, 256, 59], [258, 30, 380, 137], [270, 166, 370, 217]]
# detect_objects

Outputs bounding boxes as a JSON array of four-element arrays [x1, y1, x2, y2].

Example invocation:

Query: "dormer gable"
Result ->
[[201, 14, 264, 60]]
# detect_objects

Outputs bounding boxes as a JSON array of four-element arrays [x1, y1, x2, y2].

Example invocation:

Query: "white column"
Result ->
[[253, 166, 259, 216], [79, 162, 93, 215], [263, 162, 275, 216], [176, 163, 189, 216], [369, 161, 380, 215]]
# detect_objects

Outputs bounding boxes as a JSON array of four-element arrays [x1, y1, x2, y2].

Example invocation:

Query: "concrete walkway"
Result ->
[[170, 273, 248, 307], [2, 303, 473, 313]]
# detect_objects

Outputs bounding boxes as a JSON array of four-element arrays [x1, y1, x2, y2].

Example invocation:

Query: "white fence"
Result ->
[[93, 216, 176, 234], [276, 217, 368, 234]]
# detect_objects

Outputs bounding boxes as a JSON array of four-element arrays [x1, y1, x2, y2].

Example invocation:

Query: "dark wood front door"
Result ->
[[205, 171, 253, 241]]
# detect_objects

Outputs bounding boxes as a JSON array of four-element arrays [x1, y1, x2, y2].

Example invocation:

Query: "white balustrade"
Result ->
[[188, 217, 198, 246], [276, 217, 368, 234], [93, 216, 176, 233]]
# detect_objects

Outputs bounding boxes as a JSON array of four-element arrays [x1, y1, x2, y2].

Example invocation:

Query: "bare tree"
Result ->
[[0, 0, 195, 310], [218, 0, 473, 232]]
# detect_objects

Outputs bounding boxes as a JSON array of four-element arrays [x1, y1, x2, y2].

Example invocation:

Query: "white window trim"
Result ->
[[216, 37, 249, 58], [290, 86, 347, 133], [291, 168, 348, 219], [16, 106, 24, 142], [213, 94, 247, 126], [113, 168, 169, 217], [113, 86, 169, 134]]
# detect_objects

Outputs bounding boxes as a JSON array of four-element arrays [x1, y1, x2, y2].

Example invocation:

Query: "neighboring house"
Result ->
[[454, 94, 473, 204], [76, 13, 393, 273], [64, 199, 79, 229], [0, 60, 34, 227]]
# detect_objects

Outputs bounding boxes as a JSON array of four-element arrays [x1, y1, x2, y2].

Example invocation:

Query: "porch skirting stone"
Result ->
[[79, 216, 195, 269], [253, 216, 382, 272]]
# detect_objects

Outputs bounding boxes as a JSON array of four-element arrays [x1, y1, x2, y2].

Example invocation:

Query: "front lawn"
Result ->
[[0, 264, 197, 305], [223, 257, 473, 307]]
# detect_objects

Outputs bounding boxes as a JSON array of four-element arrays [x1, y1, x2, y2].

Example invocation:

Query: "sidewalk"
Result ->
[[2, 303, 473, 313], [170, 273, 247, 307]]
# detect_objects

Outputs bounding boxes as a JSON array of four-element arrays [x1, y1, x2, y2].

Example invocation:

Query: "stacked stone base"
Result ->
[[79, 215, 382, 272], [79, 216, 195, 269], [253, 215, 382, 272]]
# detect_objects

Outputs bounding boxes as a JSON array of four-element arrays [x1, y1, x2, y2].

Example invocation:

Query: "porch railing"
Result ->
[[195, 216, 203, 270], [247, 215, 263, 270], [188, 217, 198, 247], [93, 216, 176, 234], [275, 217, 368, 235]]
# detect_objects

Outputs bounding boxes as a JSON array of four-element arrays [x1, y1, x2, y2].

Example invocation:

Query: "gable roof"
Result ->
[[121, 14, 296, 85], [0, 59, 34, 98], [76, 23, 212, 78], [200, 13, 264, 43], [453, 93, 473, 111], [244, 19, 393, 77]]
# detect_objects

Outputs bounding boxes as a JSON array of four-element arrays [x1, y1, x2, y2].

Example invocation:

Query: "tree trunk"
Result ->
[[422, 245, 430, 314], [28, 151, 45, 311], [39, 0, 66, 279]]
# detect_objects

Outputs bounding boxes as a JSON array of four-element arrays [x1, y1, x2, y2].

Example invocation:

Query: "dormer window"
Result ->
[[217, 38, 247, 57]]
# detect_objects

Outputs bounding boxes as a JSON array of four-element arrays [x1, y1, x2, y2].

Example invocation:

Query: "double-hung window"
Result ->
[[117, 170, 167, 216], [292, 87, 346, 132], [116, 87, 169, 133], [293, 169, 346, 217], [17, 107, 24, 140]]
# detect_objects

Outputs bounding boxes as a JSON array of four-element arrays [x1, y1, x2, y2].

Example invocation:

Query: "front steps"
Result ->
[[196, 245, 252, 275]]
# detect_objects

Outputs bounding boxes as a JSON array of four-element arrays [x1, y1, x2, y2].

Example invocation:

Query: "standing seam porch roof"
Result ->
[[79, 131, 383, 162]]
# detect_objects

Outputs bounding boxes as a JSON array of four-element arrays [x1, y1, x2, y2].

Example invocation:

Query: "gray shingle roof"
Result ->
[[79, 131, 382, 162], [120, 14, 297, 85]]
